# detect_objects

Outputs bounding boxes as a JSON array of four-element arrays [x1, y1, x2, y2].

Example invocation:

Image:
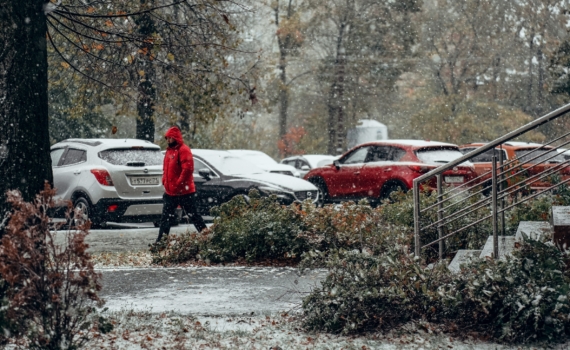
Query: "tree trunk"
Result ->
[[537, 46, 544, 116], [0, 0, 52, 216], [135, 1, 156, 142], [526, 35, 534, 115], [278, 53, 289, 143]]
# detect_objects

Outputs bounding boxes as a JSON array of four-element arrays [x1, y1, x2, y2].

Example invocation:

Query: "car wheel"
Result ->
[[309, 178, 328, 207], [381, 182, 407, 203], [72, 197, 98, 228]]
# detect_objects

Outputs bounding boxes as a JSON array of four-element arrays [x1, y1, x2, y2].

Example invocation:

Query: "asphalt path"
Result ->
[[54, 221, 213, 252], [99, 266, 326, 316], [55, 220, 327, 317]]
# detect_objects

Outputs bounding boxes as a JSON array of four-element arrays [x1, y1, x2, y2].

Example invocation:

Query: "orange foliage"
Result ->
[[278, 126, 306, 156]]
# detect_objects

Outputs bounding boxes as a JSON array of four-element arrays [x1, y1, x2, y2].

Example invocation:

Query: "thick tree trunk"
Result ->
[[135, 2, 156, 142], [0, 0, 52, 215]]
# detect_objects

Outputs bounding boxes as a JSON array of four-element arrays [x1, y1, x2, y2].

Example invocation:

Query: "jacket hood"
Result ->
[[165, 127, 184, 147]]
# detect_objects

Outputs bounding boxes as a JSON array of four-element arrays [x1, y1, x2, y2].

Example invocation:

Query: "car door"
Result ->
[[360, 146, 400, 198], [53, 147, 87, 201], [329, 146, 369, 199], [192, 158, 224, 215]]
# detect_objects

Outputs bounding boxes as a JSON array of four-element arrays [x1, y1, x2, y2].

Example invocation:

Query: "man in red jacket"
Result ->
[[156, 126, 207, 243]]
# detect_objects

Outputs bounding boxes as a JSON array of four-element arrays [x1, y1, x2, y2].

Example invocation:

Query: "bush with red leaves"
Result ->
[[0, 183, 103, 349]]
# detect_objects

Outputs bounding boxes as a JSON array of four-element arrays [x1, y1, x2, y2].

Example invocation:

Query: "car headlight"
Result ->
[[258, 186, 292, 198]]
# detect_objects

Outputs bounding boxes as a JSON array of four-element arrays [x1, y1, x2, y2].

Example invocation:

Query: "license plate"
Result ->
[[130, 177, 160, 186], [444, 176, 464, 184]]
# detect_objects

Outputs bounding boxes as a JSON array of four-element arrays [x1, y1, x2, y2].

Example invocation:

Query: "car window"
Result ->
[[50, 148, 66, 167], [99, 148, 163, 166], [462, 148, 508, 163], [515, 149, 566, 164], [415, 147, 464, 165], [366, 146, 391, 162], [391, 147, 406, 161], [283, 159, 297, 168], [60, 148, 86, 166], [299, 160, 310, 169], [194, 158, 208, 172], [341, 147, 369, 165]]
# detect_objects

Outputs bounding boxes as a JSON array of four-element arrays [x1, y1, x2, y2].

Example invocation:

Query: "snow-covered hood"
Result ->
[[256, 163, 298, 173], [231, 172, 317, 192]]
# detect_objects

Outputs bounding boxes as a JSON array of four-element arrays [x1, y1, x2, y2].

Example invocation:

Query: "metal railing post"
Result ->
[[499, 146, 505, 236], [437, 174, 443, 260], [413, 180, 421, 257], [492, 156, 499, 259]]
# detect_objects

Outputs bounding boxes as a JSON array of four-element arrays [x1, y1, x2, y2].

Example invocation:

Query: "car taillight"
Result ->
[[90, 169, 114, 186], [107, 204, 118, 212], [408, 165, 435, 173]]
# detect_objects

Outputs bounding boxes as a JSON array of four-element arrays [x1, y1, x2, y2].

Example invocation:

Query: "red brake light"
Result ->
[[90, 169, 114, 186], [107, 204, 118, 212], [408, 165, 435, 173]]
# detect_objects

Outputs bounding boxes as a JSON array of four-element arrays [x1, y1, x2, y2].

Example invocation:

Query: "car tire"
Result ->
[[309, 178, 328, 207], [381, 182, 407, 203], [72, 197, 100, 229]]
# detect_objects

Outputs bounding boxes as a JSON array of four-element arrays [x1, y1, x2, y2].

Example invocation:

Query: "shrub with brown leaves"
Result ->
[[0, 183, 103, 349]]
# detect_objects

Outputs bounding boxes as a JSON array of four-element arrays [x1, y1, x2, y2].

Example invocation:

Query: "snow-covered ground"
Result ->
[[99, 266, 325, 316]]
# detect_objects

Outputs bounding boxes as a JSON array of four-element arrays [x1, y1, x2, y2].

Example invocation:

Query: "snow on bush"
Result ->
[[0, 184, 109, 349]]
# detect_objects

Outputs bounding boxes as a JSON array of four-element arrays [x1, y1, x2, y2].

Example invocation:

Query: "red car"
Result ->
[[304, 140, 477, 205]]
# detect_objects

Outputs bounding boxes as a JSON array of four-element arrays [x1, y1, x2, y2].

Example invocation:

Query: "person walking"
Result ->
[[156, 126, 207, 243]]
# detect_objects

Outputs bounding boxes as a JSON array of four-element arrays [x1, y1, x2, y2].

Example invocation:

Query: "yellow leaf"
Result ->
[[60, 62, 70, 69], [138, 70, 145, 77], [127, 55, 134, 64], [167, 53, 175, 61]]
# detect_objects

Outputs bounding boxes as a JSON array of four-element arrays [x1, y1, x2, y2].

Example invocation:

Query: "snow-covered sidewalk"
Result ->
[[99, 266, 325, 316]]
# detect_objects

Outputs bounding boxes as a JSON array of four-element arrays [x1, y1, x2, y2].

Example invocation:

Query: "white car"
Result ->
[[281, 155, 338, 178], [227, 150, 300, 177], [50, 138, 164, 227]]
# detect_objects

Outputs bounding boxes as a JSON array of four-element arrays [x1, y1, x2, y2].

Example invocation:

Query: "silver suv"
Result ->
[[50, 138, 164, 227]]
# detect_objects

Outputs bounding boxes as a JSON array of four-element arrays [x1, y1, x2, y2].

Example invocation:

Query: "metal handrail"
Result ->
[[413, 102, 570, 257]]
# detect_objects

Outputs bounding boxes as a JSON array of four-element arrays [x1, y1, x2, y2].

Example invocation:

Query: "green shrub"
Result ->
[[302, 229, 452, 334], [381, 189, 493, 260], [302, 230, 570, 344], [153, 190, 309, 264], [444, 237, 570, 343]]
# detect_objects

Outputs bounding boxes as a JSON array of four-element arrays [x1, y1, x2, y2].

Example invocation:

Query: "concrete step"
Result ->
[[515, 221, 552, 245], [448, 250, 482, 273], [480, 236, 516, 260]]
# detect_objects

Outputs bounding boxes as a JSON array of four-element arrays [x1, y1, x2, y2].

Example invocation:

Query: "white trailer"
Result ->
[[346, 119, 388, 150]]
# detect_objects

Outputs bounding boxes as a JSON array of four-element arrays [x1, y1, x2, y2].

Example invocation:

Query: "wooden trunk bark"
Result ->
[[0, 0, 52, 215]]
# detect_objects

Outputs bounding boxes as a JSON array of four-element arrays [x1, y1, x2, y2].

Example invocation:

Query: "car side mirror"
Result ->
[[198, 168, 212, 180], [333, 160, 341, 169], [301, 165, 310, 171]]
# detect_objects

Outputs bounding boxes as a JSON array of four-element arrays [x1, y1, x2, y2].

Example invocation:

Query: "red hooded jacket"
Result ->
[[162, 127, 196, 196]]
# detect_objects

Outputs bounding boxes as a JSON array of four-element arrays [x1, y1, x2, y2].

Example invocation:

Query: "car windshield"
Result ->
[[204, 155, 265, 175], [515, 149, 566, 164], [415, 147, 464, 165], [99, 148, 163, 166]]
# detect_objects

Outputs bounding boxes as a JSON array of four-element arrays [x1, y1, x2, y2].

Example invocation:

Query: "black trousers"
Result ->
[[156, 192, 207, 242]]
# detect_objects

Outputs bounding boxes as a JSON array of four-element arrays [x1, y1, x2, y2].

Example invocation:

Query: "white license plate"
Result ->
[[130, 177, 160, 186], [444, 176, 464, 184]]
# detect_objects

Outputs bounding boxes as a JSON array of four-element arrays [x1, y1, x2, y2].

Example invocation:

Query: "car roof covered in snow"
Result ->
[[52, 138, 160, 150], [362, 139, 458, 149]]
